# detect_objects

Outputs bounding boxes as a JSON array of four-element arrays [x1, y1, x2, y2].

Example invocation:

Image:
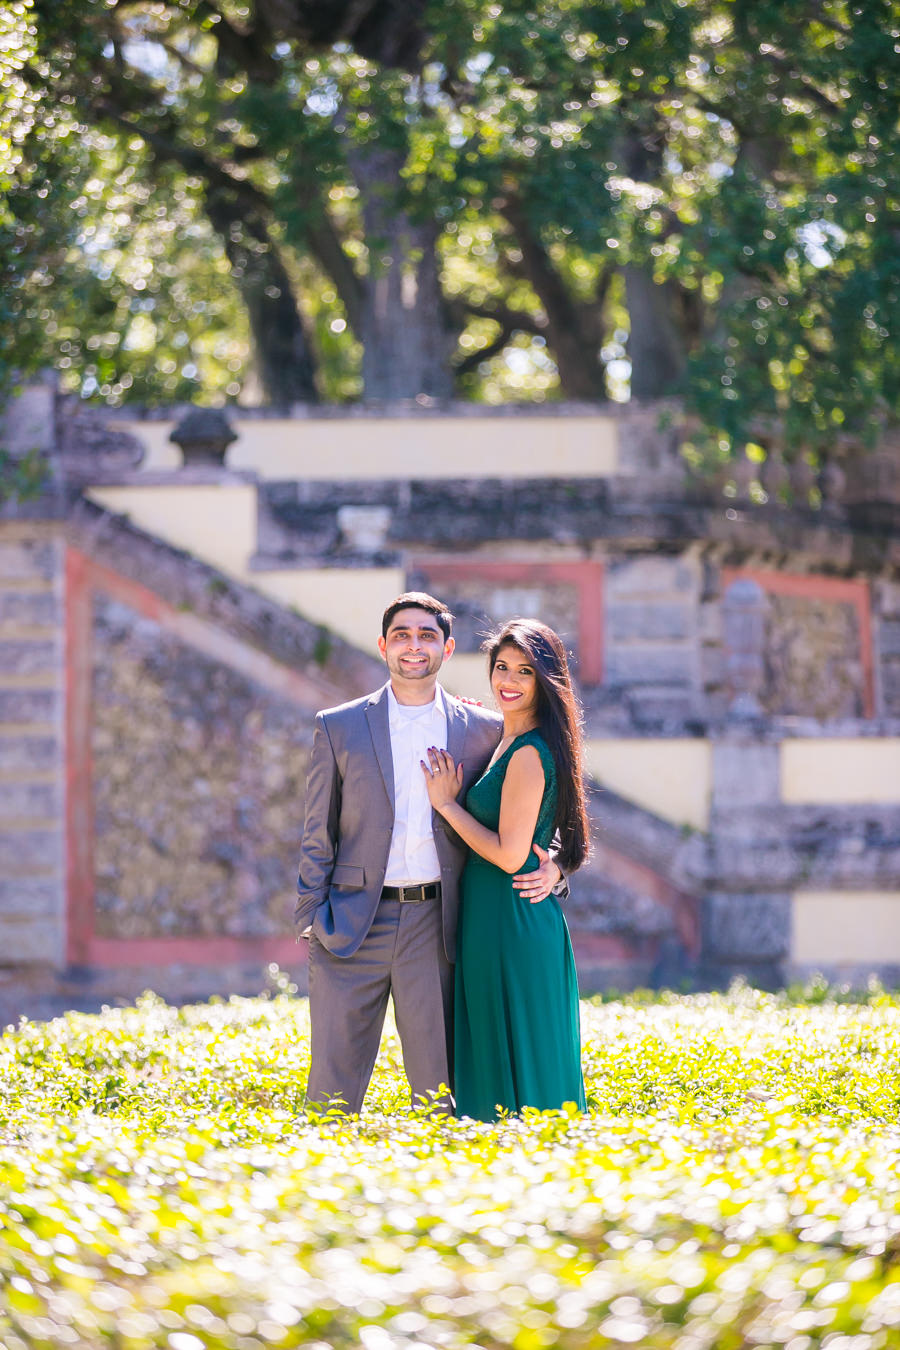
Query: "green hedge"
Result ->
[[2, 985, 900, 1348]]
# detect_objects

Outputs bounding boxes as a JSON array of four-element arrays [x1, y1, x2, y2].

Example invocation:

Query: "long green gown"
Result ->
[[454, 729, 587, 1121]]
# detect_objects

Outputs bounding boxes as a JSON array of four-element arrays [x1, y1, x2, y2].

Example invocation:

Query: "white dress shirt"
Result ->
[[383, 683, 448, 885]]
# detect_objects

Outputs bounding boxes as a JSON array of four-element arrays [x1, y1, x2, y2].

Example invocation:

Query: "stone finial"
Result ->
[[722, 576, 768, 719], [337, 505, 392, 553], [169, 408, 238, 467]]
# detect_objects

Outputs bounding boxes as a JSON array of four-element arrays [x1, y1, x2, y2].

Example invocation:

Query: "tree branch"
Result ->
[[453, 324, 515, 377], [302, 210, 366, 334], [459, 299, 546, 336]]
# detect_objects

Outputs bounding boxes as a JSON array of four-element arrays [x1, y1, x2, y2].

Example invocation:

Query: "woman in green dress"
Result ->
[[422, 619, 590, 1121]]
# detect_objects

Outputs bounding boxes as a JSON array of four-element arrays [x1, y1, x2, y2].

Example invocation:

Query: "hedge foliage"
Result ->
[[2, 983, 900, 1349]]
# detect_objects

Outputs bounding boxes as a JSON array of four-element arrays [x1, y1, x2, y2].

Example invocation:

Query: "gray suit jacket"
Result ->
[[296, 682, 502, 962]]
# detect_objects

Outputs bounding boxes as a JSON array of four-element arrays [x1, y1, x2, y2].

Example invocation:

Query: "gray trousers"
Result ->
[[306, 896, 454, 1114]]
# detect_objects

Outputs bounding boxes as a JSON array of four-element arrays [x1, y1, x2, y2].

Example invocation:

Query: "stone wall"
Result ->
[[0, 525, 67, 972], [878, 579, 900, 717], [2, 382, 899, 1017], [92, 592, 312, 941]]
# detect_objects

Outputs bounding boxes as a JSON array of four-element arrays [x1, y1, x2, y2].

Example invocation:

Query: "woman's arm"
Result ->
[[422, 745, 545, 874]]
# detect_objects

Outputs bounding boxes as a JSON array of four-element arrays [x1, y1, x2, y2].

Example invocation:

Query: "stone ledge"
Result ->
[[78, 467, 258, 488]]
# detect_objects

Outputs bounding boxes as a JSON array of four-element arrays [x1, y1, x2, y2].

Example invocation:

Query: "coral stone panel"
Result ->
[[764, 594, 866, 719], [722, 569, 874, 719], [91, 593, 311, 941]]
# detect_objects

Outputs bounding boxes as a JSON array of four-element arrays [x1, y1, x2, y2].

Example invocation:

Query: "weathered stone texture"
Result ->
[[0, 521, 66, 973], [0, 541, 58, 582], [0, 781, 60, 819], [0, 916, 62, 964], [0, 689, 59, 723], [878, 580, 900, 617], [605, 646, 695, 686], [0, 877, 61, 919], [440, 580, 580, 656], [0, 591, 60, 626], [0, 733, 59, 772], [259, 478, 615, 559], [703, 892, 791, 962], [607, 602, 692, 641], [878, 581, 900, 718], [0, 640, 59, 676], [763, 594, 864, 720], [68, 497, 383, 698], [0, 828, 62, 870], [711, 742, 779, 810], [879, 619, 900, 657], [623, 687, 698, 730], [702, 804, 900, 894], [92, 593, 315, 940], [0, 381, 55, 456], [606, 556, 697, 597], [882, 663, 900, 717]]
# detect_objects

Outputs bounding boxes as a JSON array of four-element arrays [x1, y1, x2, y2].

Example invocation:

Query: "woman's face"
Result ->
[[491, 643, 539, 718]]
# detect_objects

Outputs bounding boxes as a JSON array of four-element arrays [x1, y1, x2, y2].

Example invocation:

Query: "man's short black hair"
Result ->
[[382, 592, 453, 641]]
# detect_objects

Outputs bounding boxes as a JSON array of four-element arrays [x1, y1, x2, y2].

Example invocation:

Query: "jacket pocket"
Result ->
[[332, 862, 365, 889]]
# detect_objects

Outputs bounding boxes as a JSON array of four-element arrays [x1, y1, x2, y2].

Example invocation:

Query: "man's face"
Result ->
[[378, 608, 454, 684]]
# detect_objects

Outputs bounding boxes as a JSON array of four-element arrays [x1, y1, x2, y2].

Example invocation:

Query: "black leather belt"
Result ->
[[380, 882, 441, 903]]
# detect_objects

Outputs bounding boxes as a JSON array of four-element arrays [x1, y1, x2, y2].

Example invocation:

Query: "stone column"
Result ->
[[702, 735, 792, 986], [0, 381, 68, 980], [722, 575, 767, 718], [0, 528, 67, 971]]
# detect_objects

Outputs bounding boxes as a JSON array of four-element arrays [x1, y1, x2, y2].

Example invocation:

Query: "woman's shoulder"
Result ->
[[512, 729, 556, 778]]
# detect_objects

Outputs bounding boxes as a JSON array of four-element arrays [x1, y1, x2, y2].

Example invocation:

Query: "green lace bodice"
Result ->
[[465, 729, 557, 873]]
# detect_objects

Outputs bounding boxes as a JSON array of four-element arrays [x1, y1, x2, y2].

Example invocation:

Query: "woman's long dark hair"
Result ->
[[484, 619, 589, 872]]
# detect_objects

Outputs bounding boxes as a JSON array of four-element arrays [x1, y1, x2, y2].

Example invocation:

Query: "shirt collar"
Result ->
[[387, 681, 448, 725]]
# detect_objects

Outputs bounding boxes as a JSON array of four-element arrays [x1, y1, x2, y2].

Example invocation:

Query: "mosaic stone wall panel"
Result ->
[[92, 596, 312, 939], [763, 594, 864, 720]]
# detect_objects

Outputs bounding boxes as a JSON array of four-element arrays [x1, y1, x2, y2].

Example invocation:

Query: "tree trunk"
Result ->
[[624, 266, 687, 399], [501, 199, 607, 400], [205, 188, 319, 405], [255, 0, 428, 70], [349, 144, 455, 401], [613, 128, 690, 399]]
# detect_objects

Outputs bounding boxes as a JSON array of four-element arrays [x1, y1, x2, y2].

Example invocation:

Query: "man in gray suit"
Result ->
[[296, 591, 561, 1113]]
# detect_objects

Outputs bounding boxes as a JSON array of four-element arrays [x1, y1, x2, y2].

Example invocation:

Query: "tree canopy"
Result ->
[[1, 0, 898, 463]]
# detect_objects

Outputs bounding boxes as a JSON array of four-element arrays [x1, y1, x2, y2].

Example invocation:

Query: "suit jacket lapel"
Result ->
[[365, 684, 395, 806], [443, 687, 468, 766]]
